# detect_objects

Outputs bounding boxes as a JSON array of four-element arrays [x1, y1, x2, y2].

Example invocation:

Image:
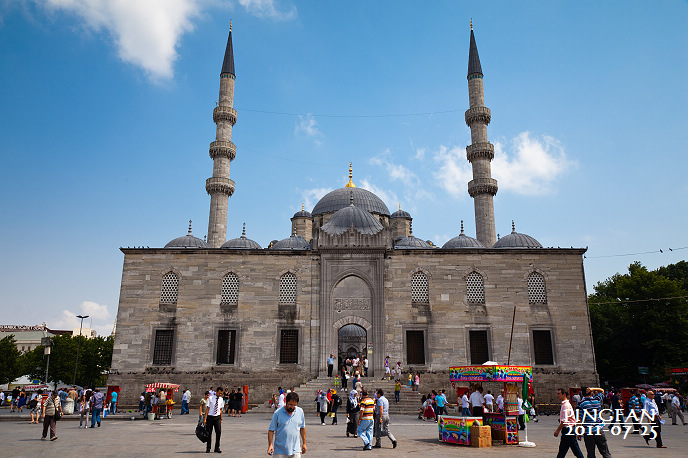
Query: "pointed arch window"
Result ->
[[279, 272, 297, 304], [411, 272, 429, 304], [221, 273, 239, 305], [527, 272, 547, 304], [160, 272, 179, 304], [466, 272, 485, 304]]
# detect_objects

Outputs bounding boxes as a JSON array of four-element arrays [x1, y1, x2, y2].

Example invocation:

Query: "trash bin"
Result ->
[[64, 398, 75, 415], [148, 412, 155, 421]]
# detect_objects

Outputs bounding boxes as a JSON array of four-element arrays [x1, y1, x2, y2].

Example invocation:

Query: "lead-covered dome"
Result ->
[[313, 187, 390, 216], [442, 220, 485, 249], [493, 221, 542, 248], [221, 223, 262, 249], [395, 235, 433, 249], [272, 234, 310, 250], [321, 204, 384, 236], [390, 204, 411, 219], [165, 221, 208, 248], [292, 204, 312, 219]]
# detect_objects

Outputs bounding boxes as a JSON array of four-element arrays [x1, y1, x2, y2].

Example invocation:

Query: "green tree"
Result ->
[[20, 334, 114, 387], [589, 261, 688, 386], [0, 335, 23, 384]]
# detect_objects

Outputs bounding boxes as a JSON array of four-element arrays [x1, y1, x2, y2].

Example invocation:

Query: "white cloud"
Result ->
[[369, 149, 419, 187], [36, 0, 296, 81], [300, 186, 332, 211], [294, 114, 322, 145], [432, 145, 473, 199], [492, 132, 574, 195], [48, 301, 113, 336], [238, 0, 296, 20], [359, 179, 397, 210]]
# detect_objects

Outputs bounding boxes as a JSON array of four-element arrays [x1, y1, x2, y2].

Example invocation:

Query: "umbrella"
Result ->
[[635, 384, 654, 390], [653, 382, 673, 388]]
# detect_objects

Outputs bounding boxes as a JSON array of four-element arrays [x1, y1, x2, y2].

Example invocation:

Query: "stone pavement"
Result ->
[[1, 410, 686, 457]]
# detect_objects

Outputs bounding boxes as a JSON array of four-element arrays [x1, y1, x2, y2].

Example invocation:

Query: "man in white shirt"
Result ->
[[181, 388, 191, 415], [469, 387, 485, 417], [203, 387, 225, 453], [517, 395, 526, 430], [496, 393, 504, 413], [461, 391, 470, 416], [484, 390, 494, 412], [278, 390, 286, 409], [363, 357, 369, 377], [670, 394, 686, 425], [553, 388, 584, 457]]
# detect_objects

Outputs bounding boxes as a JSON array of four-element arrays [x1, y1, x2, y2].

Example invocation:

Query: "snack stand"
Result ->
[[145, 383, 179, 419], [440, 365, 532, 447]]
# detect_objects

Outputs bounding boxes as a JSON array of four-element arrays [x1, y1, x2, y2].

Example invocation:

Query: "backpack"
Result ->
[[334, 394, 341, 407]]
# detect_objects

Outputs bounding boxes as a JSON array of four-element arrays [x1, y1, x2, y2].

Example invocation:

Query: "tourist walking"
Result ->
[[79, 389, 92, 428], [346, 389, 359, 438], [578, 387, 612, 457], [29, 390, 41, 424], [627, 390, 641, 433], [357, 390, 375, 451], [235, 387, 244, 417], [554, 388, 584, 458], [90, 388, 105, 428], [669, 393, 686, 425], [383, 356, 391, 380], [394, 380, 401, 403], [109, 390, 118, 414], [373, 389, 397, 449], [329, 389, 341, 425], [203, 387, 224, 453], [199, 391, 209, 426], [317, 390, 328, 425], [642, 390, 666, 448], [181, 388, 190, 415], [41, 391, 62, 441], [267, 391, 307, 457]]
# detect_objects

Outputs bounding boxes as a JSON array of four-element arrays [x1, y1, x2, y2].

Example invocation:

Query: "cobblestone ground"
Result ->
[[1, 409, 686, 457]]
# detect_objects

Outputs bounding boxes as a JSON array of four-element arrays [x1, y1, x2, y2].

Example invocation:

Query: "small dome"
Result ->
[[338, 324, 366, 338], [493, 221, 542, 248], [395, 235, 432, 249], [391, 204, 411, 219], [321, 203, 384, 236], [292, 203, 312, 219], [272, 234, 310, 250], [165, 221, 208, 248], [442, 220, 485, 248], [221, 223, 262, 249]]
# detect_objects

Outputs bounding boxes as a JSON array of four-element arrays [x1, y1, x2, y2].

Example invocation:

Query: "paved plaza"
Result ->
[[1, 409, 687, 457]]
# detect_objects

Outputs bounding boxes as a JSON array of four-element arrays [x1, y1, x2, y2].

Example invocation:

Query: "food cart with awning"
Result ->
[[145, 383, 180, 419]]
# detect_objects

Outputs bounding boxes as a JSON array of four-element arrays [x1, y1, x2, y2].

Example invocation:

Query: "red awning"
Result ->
[[145, 383, 180, 393], [23, 384, 49, 391]]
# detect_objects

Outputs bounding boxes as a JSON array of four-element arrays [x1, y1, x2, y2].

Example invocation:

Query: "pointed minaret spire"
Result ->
[[207, 24, 238, 248], [465, 22, 497, 247]]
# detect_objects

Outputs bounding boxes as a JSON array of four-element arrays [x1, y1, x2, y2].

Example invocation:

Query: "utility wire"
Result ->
[[238, 108, 463, 118], [586, 246, 688, 259], [589, 295, 688, 305]]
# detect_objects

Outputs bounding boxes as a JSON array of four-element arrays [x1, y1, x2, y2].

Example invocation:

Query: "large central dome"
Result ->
[[312, 187, 390, 216]]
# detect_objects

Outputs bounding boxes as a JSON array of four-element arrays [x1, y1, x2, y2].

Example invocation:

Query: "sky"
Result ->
[[1, 1, 686, 337]]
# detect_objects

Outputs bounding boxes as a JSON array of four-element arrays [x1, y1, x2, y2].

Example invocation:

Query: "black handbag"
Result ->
[[195, 424, 210, 443], [52, 398, 62, 421]]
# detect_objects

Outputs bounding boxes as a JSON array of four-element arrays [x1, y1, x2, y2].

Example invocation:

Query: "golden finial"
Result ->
[[230, 21, 232, 32], [470, 19, 473, 30], [345, 162, 356, 188], [302, 203, 305, 211], [399, 203, 401, 211]]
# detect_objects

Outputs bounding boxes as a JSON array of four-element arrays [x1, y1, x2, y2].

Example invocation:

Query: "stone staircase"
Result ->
[[250, 376, 424, 416]]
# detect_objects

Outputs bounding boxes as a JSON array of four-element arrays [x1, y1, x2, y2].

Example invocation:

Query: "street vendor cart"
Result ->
[[145, 383, 180, 419], [439, 365, 532, 447]]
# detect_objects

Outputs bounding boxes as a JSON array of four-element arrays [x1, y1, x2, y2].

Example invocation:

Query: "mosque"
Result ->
[[108, 24, 598, 405]]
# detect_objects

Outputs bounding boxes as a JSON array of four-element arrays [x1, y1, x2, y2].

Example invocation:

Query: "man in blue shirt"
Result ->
[[577, 387, 611, 458], [327, 354, 335, 377], [268, 391, 307, 457]]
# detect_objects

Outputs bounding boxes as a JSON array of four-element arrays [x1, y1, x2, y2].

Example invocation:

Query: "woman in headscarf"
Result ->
[[346, 389, 360, 437], [318, 390, 329, 425]]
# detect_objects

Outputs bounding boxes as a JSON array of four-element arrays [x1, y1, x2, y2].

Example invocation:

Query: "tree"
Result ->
[[21, 334, 114, 387], [0, 335, 23, 384], [589, 261, 688, 386]]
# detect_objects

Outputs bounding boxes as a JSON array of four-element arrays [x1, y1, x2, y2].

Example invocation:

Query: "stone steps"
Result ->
[[249, 376, 424, 415]]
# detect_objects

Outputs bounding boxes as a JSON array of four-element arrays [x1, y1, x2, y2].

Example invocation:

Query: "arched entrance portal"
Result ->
[[338, 324, 367, 364]]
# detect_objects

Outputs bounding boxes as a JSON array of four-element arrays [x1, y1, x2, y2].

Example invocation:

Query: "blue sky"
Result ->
[[1, 1, 686, 336]]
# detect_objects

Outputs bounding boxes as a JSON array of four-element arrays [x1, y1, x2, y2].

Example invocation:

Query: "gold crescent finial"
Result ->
[[399, 203, 401, 211], [302, 203, 304, 211], [230, 21, 232, 32], [345, 162, 356, 188], [470, 19, 473, 30]]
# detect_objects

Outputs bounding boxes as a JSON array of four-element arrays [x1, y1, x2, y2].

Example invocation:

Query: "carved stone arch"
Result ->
[[277, 269, 301, 281], [333, 315, 372, 334], [160, 267, 181, 277], [331, 270, 375, 294], [463, 266, 487, 281], [408, 266, 432, 280], [523, 268, 549, 281], [219, 268, 245, 281]]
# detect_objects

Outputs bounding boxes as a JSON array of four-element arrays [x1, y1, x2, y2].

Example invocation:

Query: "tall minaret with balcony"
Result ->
[[465, 21, 497, 247], [207, 23, 237, 248]]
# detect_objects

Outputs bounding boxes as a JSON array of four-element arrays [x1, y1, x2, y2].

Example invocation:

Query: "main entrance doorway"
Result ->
[[338, 324, 367, 364]]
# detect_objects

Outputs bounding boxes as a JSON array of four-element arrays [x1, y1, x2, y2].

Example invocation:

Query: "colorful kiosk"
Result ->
[[439, 365, 532, 446]]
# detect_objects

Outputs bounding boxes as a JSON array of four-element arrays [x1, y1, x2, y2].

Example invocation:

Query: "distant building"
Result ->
[[0, 324, 72, 353], [109, 24, 598, 406]]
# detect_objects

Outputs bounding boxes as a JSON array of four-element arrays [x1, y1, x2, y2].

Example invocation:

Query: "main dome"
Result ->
[[321, 204, 384, 236], [312, 187, 390, 216]]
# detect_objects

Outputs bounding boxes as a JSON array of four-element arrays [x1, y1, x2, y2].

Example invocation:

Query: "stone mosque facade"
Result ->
[[109, 25, 598, 405]]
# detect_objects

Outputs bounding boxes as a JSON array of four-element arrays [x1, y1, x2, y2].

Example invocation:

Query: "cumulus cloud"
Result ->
[[432, 132, 573, 198], [238, 0, 296, 20], [35, 0, 296, 80], [369, 149, 419, 187], [432, 145, 473, 199], [492, 132, 574, 195], [49, 301, 113, 337], [294, 114, 322, 145]]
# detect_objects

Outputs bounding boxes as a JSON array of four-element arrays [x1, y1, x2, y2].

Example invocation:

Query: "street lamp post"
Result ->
[[73, 315, 89, 385]]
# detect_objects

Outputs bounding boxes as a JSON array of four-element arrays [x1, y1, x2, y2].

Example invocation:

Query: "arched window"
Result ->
[[279, 272, 297, 304], [160, 272, 179, 304], [528, 272, 547, 304], [411, 272, 429, 304], [466, 272, 485, 304], [221, 273, 239, 305]]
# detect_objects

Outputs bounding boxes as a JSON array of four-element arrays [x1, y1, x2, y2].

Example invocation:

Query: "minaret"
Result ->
[[207, 22, 237, 248], [465, 21, 497, 247]]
